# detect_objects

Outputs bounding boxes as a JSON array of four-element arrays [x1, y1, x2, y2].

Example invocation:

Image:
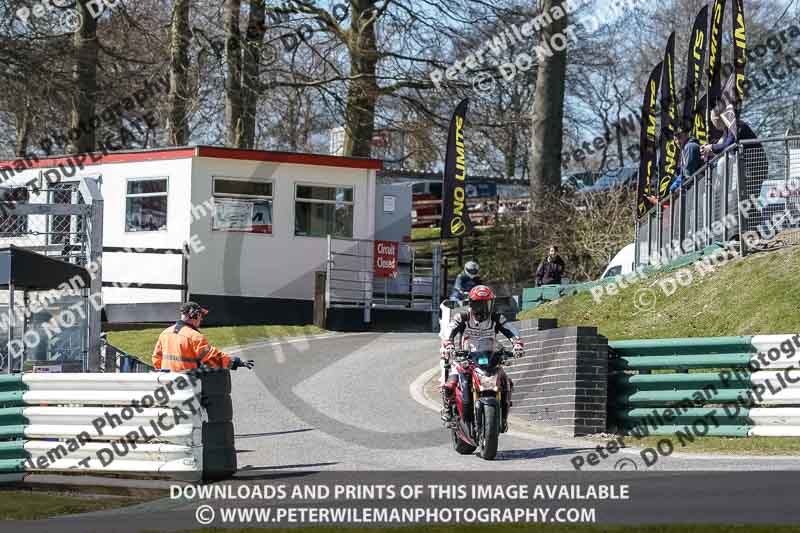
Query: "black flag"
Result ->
[[658, 33, 679, 200], [683, 6, 708, 134], [707, 0, 726, 114], [732, 0, 747, 114], [441, 99, 474, 238], [637, 63, 662, 217]]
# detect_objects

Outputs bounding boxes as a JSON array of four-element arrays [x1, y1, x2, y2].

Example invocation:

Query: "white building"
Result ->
[[0, 146, 382, 325]]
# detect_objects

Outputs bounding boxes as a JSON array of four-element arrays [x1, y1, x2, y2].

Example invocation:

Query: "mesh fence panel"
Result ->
[[740, 137, 800, 247], [0, 184, 88, 265]]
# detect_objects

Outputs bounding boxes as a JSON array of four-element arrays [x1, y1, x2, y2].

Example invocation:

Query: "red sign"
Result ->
[[374, 240, 399, 278]]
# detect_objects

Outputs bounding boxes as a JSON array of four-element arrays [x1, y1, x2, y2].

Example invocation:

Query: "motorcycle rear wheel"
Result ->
[[478, 404, 500, 460], [451, 429, 477, 455]]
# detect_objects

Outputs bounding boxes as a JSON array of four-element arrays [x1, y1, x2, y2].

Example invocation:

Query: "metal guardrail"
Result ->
[[0, 370, 237, 481], [608, 335, 800, 437], [635, 136, 800, 266]]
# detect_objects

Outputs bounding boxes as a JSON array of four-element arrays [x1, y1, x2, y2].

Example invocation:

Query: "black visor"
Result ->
[[471, 299, 494, 321]]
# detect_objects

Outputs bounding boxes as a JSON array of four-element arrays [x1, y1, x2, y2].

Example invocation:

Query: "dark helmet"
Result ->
[[180, 301, 209, 320], [467, 285, 495, 322]]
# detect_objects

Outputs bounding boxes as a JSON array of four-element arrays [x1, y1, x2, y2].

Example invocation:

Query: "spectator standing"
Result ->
[[701, 106, 768, 220], [535, 246, 566, 286]]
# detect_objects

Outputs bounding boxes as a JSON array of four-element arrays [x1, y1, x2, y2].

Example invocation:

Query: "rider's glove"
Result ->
[[231, 357, 255, 370], [512, 341, 525, 358], [441, 341, 456, 360]]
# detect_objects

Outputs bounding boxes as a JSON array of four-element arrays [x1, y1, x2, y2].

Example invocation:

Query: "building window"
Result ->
[[125, 178, 167, 232], [294, 184, 353, 238], [0, 187, 29, 234], [212, 178, 273, 234]]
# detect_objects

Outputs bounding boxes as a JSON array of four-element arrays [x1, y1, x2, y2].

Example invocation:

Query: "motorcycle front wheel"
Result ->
[[451, 429, 477, 455], [478, 404, 500, 460]]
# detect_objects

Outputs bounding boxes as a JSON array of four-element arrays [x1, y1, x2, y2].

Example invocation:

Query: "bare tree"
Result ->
[[224, 0, 243, 146], [528, 0, 568, 203], [70, 0, 99, 153], [241, 0, 267, 148], [168, 0, 192, 145]]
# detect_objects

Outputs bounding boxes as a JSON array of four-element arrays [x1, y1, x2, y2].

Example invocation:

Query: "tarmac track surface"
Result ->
[[229, 332, 800, 473], [8, 332, 800, 533]]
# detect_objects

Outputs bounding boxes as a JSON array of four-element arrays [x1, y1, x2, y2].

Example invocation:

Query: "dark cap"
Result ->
[[180, 301, 209, 318]]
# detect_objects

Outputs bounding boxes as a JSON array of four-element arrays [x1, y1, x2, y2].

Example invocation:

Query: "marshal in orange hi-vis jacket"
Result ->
[[152, 302, 254, 372]]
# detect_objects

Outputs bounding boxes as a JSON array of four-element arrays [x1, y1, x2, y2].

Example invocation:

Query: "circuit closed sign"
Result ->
[[374, 240, 398, 278]]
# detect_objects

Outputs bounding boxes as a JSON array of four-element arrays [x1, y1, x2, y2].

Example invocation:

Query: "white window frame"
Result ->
[[293, 182, 355, 239], [211, 176, 274, 235], [124, 176, 169, 233]]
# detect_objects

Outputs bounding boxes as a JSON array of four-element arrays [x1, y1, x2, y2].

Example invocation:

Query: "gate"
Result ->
[[0, 176, 103, 371], [325, 236, 441, 329]]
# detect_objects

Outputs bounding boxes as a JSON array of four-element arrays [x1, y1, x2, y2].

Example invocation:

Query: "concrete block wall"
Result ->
[[507, 321, 608, 437]]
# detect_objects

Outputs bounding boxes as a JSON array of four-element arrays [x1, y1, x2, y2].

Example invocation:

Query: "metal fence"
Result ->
[[635, 136, 800, 266], [0, 177, 104, 371], [326, 236, 441, 327], [0, 183, 90, 263]]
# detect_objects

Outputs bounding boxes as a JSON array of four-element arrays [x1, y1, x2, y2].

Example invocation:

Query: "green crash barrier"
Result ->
[[613, 372, 751, 389], [0, 440, 28, 460], [610, 353, 752, 370], [609, 336, 753, 357], [0, 459, 26, 473], [0, 407, 26, 426], [615, 388, 750, 406], [0, 391, 25, 406], [617, 407, 752, 425], [622, 424, 751, 437]]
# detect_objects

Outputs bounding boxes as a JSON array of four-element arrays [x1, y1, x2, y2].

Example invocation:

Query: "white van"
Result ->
[[601, 243, 635, 279]]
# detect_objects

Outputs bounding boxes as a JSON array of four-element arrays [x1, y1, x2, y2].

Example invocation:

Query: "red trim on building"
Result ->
[[195, 146, 383, 170], [0, 146, 382, 171], [0, 148, 197, 172]]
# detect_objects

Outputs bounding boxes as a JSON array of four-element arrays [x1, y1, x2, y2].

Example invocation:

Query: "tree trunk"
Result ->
[[343, 0, 379, 157], [167, 0, 191, 146], [240, 0, 266, 149], [70, 0, 99, 154], [505, 127, 518, 177], [14, 101, 30, 157], [528, 0, 568, 205], [224, 0, 243, 147]]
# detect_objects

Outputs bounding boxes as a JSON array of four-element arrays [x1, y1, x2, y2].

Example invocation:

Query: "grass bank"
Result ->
[[519, 245, 800, 340], [0, 490, 147, 520], [520, 245, 800, 454]]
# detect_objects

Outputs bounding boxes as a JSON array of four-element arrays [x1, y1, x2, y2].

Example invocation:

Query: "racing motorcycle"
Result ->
[[442, 348, 514, 460]]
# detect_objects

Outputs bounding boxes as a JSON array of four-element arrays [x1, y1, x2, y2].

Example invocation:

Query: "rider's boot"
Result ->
[[440, 387, 455, 426]]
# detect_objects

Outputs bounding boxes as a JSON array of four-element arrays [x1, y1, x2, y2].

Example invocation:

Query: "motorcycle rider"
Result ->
[[440, 285, 524, 432], [450, 260, 482, 301]]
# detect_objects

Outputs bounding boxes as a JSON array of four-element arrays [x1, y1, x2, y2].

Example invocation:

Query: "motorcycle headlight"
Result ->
[[475, 368, 498, 391]]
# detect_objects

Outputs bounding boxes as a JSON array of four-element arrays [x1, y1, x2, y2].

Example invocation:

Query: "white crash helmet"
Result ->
[[464, 260, 479, 278]]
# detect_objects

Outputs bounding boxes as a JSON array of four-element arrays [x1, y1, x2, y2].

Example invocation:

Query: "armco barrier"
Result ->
[[608, 335, 800, 437], [0, 370, 236, 481]]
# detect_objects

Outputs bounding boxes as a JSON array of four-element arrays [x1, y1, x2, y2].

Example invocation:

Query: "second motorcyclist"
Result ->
[[450, 260, 482, 301], [440, 285, 524, 432]]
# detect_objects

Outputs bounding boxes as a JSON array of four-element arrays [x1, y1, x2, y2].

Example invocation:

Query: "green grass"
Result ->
[[519, 245, 800, 340], [164, 525, 800, 533], [411, 227, 441, 240], [107, 324, 325, 364], [628, 435, 800, 455], [0, 490, 147, 520], [520, 246, 800, 454]]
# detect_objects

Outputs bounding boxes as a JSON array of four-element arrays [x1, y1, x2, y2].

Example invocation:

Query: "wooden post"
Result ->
[[314, 271, 327, 328]]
